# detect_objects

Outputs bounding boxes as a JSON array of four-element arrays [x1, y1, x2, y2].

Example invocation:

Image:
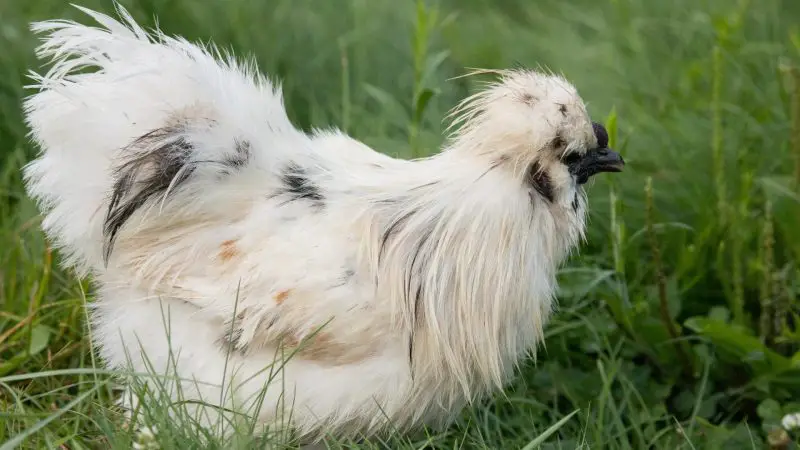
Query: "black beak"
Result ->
[[570, 122, 625, 184], [572, 147, 625, 184]]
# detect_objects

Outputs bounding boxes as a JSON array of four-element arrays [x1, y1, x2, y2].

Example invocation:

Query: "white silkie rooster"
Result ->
[[22, 4, 624, 445]]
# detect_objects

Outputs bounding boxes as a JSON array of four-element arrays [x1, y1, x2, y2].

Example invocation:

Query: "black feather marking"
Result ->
[[520, 92, 536, 105], [557, 103, 567, 117], [551, 132, 566, 150], [378, 208, 416, 263], [329, 268, 356, 289], [218, 306, 246, 354], [405, 230, 431, 372], [527, 162, 554, 203], [404, 232, 429, 318], [277, 162, 325, 209], [572, 193, 579, 212], [103, 126, 255, 262], [103, 127, 195, 262], [408, 334, 414, 375], [218, 322, 245, 354], [223, 139, 251, 169], [218, 312, 280, 355], [374, 203, 432, 370]]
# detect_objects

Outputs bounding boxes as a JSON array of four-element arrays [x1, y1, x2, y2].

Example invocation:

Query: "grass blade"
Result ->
[[521, 409, 580, 450]]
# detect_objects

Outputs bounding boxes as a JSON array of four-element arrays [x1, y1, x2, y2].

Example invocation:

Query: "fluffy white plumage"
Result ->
[[22, 4, 624, 443]]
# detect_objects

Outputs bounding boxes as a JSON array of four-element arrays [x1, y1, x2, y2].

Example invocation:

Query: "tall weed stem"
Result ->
[[645, 177, 693, 376]]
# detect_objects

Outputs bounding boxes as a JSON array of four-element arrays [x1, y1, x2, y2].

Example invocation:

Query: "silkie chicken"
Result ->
[[22, 4, 625, 445]]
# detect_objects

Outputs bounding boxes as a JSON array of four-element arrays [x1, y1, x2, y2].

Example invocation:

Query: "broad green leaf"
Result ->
[[756, 398, 782, 422], [685, 317, 791, 376], [421, 49, 451, 88], [708, 306, 731, 324], [413, 87, 436, 126], [791, 351, 800, 368], [28, 324, 51, 356]]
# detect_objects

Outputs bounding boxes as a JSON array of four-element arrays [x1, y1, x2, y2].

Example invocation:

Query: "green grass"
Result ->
[[1, 0, 800, 448]]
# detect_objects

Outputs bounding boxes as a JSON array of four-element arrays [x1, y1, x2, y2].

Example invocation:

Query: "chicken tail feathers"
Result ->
[[23, 3, 303, 274]]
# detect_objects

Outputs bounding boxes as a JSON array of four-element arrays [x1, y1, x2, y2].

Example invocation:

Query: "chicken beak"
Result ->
[[574, 148, 625, 185]]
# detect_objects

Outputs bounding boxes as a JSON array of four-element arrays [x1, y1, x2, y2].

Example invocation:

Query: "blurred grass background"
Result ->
[[1, 0, 800, 448]]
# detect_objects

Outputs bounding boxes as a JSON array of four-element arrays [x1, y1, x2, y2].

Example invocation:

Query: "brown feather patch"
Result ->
[[279, 330, 377, 366], [218, 239, 239, 262], [274, 289, 292, 305]]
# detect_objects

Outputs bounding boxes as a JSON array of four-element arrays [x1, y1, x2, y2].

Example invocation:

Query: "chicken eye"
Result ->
[[561, 152, 582, 166]]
